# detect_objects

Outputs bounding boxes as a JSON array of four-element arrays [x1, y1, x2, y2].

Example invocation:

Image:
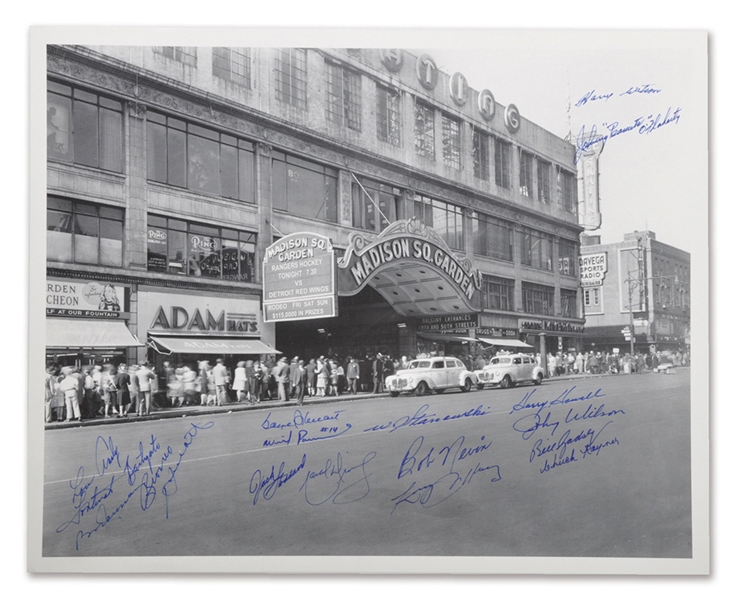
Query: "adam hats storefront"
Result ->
[[137, 288, 278, 367]]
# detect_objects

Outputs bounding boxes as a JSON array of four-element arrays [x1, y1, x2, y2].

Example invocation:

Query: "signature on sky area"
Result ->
[[575, 84, 662, 107]]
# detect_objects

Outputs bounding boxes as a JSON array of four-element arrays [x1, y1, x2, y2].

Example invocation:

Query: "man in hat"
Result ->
[[372, 353, 384, 394], [275, 357, 290, 403], [212, 358, 229, 406]]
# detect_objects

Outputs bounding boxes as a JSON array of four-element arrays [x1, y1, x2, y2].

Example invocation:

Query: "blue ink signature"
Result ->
[[391, 434, 501, 514], [299, 451, 377, 506], [575, 89, 614, 107], [574, 107, 682, 163], [262, 423, 353, 447], [57, 421, 214, 550], [531, 421, 620, 474], [261, 409, 346, 431], [249, 454, 307, 505], [510, 386, 606, 415], [620, 84, 662, 96], [576, 84, 661, 108], [364, 403, 492, 434]]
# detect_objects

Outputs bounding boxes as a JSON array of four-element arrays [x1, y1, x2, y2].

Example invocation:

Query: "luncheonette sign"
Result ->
[[262, 232, 337, 322], [46, 278, 128, 319], [579, 252, 608, 288]]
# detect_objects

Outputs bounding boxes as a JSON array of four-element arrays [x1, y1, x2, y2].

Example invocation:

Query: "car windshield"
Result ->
[[409, 360, 431, 369], [490, 357, 512, 365]]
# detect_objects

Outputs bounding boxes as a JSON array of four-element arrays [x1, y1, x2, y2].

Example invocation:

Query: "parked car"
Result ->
[[474, 354, 544, 389], [385, 356, 477, 397]]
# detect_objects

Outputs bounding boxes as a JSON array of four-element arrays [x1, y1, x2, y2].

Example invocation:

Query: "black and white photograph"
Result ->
[[26, 24, 709, 576]]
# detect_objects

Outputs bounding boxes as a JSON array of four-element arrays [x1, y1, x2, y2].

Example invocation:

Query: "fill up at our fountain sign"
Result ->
[[262, 232, 337, 322]]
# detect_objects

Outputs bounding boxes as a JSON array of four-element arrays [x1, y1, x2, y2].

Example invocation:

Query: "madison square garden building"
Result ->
[[45, 45, 586, 371]]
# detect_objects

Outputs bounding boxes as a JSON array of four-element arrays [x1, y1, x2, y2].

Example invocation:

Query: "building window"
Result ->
[[537, 159, 551, 203], [275, 48, 308, 110], [377, 85, 401, 146], [352, 178, 399, 232], [471, 212, 513, 261], [325, 61, 362, 130], [147, 215, 256, 282], [414, 194, 464, 250], [272, 151, 338, 223], [520, 226, 553, 271], [441, 113, 461, 170], [559, 168, 577, 212], [154, 47, 197, 66], [561, 288, 578, 318], [472, 129, 490, 180], [47, 196, 124, 267], [584, 287, 601, 311], [47, 81, 124, 173], [212, 47, 251, 87], [414, 100, 435, 159], [146, 111, 255, 202], [481, 275, 515, 311], [558, 238, 578, 276], [519, 150, 534, 198], [522, 282, 554, 316], [494, 137, 511, 189]]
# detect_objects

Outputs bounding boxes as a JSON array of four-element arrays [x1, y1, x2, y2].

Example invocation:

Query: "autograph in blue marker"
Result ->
[[57, 421, 215, 551]]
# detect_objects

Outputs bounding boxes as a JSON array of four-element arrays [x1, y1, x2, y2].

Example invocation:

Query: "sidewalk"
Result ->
[[43, 369, 678, 430]]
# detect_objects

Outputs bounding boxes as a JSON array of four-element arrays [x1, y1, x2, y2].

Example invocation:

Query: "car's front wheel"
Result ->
[[500, 375, 513, 389], [415, 381, 429, 396], [533, 373, 543, 386], [476, 383, 485, 390], [390, 391, 400, 397], [461, 378, 473, 393]]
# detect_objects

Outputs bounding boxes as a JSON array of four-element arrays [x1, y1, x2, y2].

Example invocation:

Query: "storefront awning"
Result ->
[[46, 318, 144, 348], [149, 336, 281, 355], [476, 337, 534, 349], [416, 333, 477, 343]]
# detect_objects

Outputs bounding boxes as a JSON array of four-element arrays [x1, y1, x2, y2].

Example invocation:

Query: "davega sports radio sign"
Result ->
[[579, 252, 608, 288]]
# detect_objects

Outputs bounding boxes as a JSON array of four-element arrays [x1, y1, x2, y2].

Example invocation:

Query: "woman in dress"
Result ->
[[233, 361, 248, 403], [316, 359, 327, 397]]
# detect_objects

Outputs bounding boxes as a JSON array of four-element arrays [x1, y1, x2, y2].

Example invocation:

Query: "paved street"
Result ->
[[42, 370, 691, 558]]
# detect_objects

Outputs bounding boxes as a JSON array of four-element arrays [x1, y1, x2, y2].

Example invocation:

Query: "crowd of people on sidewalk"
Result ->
[[44, 348, 689, 423], [43, 352, 405, 423], [541, 349, 690, 377]]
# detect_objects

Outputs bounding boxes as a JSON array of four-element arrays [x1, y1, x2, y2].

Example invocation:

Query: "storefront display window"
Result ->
[[147, 215, 256, 282]]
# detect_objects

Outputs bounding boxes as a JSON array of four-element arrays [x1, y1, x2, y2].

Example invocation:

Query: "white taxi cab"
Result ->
[[474, 353, 544, 389], [385, 356, 477, 397]]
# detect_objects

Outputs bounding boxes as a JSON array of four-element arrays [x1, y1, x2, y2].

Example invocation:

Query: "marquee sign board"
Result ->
[[263, 232, 337, 322]]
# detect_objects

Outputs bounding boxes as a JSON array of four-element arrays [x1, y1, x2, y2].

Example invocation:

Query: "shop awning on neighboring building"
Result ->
[[416, 332, 477, 344], [46, 318, 144, 348], [476, 337, 534, 349], [149, 336, 281, 355]]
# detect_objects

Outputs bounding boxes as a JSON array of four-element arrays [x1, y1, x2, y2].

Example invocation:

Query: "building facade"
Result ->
[[46, 45, 585, 370], [580, 230, 690, 354]]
